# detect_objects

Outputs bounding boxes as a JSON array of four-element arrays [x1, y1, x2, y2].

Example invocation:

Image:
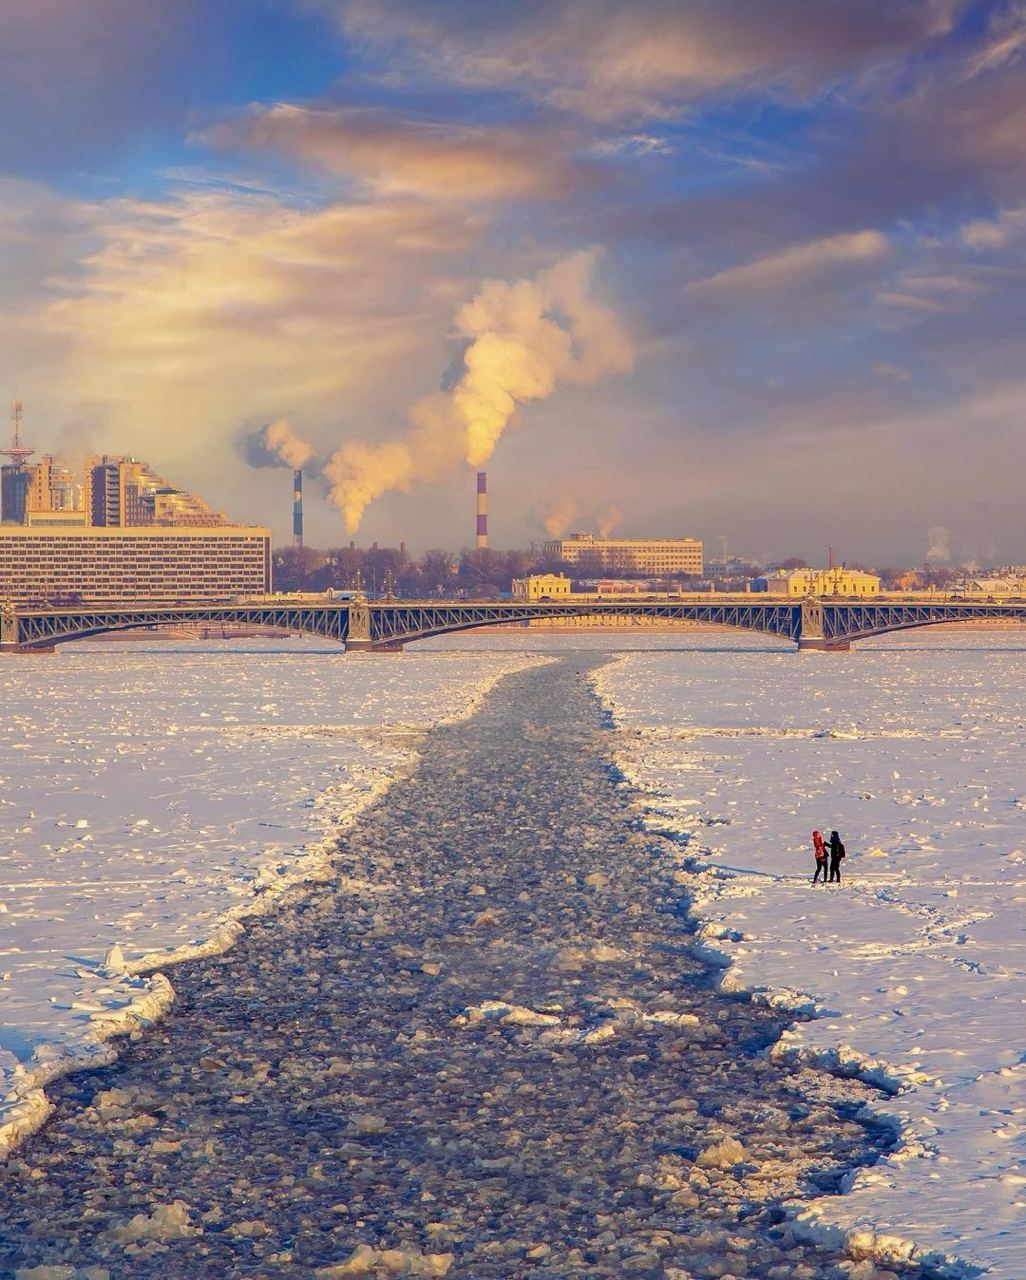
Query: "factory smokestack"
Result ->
[[476, 471, 488, 550], [293, 469, 304, 549]]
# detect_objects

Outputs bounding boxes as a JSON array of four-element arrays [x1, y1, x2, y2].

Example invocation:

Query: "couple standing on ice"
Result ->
[[812, 830, 846, 884]]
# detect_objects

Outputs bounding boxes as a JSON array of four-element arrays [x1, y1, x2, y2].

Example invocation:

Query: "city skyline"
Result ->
[[2, 2, 1024, 561]]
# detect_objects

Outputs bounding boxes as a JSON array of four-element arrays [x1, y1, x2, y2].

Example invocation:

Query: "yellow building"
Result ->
[[511, 573, 711, 627], [511, 573, 572, 600], [0, 525, 271, 605], [754, 567, 880, 596], [542, 532, 703, 576]]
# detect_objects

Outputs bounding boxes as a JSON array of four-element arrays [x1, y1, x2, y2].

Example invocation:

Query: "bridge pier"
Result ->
[[796, 598, 851, 652], [797, 638, 850, 652], [0, 645, 57, 656], [343, 594, 374, 653]]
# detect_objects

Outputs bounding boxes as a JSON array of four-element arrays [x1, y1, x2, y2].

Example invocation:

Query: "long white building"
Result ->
[[0, 525, 271, 605], [542, 532, 703, 576]]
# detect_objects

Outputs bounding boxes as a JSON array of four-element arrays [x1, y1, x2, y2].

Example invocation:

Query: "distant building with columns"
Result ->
[[511, 573, 572, 600], [753, 567, 880, 596]]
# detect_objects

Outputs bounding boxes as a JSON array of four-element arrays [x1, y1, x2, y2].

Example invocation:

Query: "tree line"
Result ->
[[272, 545, 707, 598], [273, 545, 966, 599]]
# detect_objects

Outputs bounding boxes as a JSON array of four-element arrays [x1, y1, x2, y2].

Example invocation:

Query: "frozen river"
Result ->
[[1, 626, 1023, 1276], [0, 652, 893, 1279]]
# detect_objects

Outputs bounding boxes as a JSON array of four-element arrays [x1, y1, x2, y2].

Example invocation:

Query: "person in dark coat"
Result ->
[[827, 830, 846, 883], [812, 830, 828, 884]]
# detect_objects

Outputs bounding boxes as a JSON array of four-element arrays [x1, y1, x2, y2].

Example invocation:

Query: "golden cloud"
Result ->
[[203, 104, 586, 201]]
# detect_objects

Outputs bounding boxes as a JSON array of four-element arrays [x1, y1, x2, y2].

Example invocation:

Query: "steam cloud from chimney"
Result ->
[[323, 249, 633, 535], [538, 495, 580, 538], [597, 504, 623, 539], [265, 418, 315, 470], [926, 525, 951, 562], [538, 498, 623, 540], [238, 418, 319, 472]]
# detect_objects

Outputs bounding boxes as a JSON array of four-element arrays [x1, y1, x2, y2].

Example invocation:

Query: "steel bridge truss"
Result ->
[[825, 600, 1026, 643], [3, 604, 350, 651], [366, 601, 802, 647], [2, 596, 1026, 653]]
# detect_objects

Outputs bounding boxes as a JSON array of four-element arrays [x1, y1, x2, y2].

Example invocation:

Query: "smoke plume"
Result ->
[[323, 249, 633, 534], [265, 418, 315, 470], [239, 418, 318, 471], [538, 495, 581, 539], [596, 504, 623, 538], [926, 525, 951, 562]]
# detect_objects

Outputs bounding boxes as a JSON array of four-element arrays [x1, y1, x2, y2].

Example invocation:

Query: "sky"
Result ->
[[1, 0, 1025, 564]]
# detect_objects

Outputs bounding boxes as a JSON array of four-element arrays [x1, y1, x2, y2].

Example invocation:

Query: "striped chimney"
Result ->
[[293, 469, 304, 549], [476, 471, 488, 549]]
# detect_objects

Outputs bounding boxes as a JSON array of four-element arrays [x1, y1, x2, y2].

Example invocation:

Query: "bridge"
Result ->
[[3, 594, 1026, 654]]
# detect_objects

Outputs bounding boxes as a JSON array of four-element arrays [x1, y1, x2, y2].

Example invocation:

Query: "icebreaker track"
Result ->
[[4, 595, 1026, 653]]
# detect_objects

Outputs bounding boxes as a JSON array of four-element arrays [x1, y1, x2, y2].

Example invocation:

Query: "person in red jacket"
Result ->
[[812, 830, 828, 884]]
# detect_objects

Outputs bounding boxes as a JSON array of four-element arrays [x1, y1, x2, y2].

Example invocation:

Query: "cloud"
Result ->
[[203, 103, 586, 201], [875, 290, 946, 314], [961, 205, 1026, 249], [960, 0, 1026, 79], [0, 177, 96, 306], [331, 0, 960, 118], [685, 230, 891, 300]]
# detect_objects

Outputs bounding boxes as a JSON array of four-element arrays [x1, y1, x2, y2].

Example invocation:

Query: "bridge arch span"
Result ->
[[830, 616, 1026, 647], [377, 614, 797, 649], [364, 601, 803, 650], [3, 604, 350, 653]]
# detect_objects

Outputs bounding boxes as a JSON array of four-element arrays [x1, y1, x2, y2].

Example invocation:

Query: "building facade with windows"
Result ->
[[542, 532, 703, 576], [0, 526, 271, 605], [511, 573, 572, 600], [28, 455, 79, 516], [1, 465, 30, 525], [753, 567, 880, 596], [85, 457, 227, 528]]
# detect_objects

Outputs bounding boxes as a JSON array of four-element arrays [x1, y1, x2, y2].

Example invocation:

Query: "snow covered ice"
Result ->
[[594, 629, 1026, 1278], [0, 636, 545, 1155]]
